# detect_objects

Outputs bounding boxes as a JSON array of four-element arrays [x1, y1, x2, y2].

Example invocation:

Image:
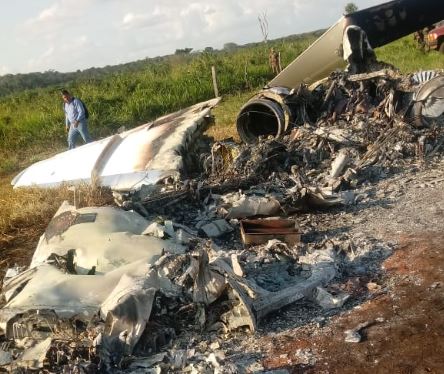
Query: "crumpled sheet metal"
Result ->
[[211, 249, 337, 331], [32, 201, 183, 273], [16, 337, 52, 370], [0, 201, 183, 341], [11, 98, 220, 191], [0, 261, 150, 334], [0, 198, 344, 370], [223, 194, 281, 219], [100, 271, 160, 356]]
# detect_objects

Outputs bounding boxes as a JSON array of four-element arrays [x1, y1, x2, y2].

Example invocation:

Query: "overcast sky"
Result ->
[[0, 0, 385, 75]]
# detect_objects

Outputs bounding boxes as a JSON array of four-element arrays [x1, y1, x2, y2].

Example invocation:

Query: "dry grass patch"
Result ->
[[205, 90, 255, 142], [0, 175, 114, 268]]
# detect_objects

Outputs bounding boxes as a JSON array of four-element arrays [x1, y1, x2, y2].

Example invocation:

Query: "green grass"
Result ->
[[0, 34, 443, 175], [376, 36, 444, 73], [208, 90, 258, 141]]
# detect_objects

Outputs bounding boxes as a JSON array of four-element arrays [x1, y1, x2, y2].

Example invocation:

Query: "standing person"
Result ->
[[413, 29, 427, 52], [269, 48, 281, 75], [61, 89, 92, 149]]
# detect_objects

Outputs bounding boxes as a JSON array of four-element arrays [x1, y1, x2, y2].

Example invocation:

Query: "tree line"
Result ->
[[0, 30, 324, 98]]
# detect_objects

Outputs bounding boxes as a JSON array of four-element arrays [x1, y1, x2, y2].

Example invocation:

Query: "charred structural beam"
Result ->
[[236, 0, 444, 144]]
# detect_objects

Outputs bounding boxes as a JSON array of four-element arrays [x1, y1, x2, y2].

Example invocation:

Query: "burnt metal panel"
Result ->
[[346, 0, 444, 48], [240, 219, 301, 246], [268, 18, 346, 88]]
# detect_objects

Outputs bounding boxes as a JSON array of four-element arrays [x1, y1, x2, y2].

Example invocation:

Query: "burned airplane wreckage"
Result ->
[[236, 0, 444, 143], [4, 0, 444, 372]]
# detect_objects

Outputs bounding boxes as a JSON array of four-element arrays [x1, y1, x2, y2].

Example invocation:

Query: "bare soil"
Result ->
[[262, 232, 444, 374]]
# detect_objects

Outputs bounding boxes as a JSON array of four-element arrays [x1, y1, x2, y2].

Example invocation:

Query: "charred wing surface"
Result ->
[[11, 98, 220, 191]]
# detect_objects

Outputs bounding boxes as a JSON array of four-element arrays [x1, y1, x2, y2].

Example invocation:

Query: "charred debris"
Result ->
[[3, 0, 444, 372], [2, 69, 443, 373]]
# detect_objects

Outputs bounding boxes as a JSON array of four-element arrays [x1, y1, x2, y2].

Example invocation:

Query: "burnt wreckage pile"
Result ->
[[1, 67, 442, 372], [138, 68, 444, 216], [231, 69, 444, 187], [3, 0, 444, 369]]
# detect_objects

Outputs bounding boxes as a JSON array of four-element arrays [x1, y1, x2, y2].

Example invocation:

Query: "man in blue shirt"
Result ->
[[61, 89, 92, 149]]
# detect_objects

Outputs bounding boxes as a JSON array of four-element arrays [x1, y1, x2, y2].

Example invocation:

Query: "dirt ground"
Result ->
[[261, 232, 444, 374], [255, 159, 444, 373]]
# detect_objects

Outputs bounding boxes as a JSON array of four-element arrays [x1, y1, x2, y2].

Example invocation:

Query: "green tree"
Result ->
[[223, 42, 238, 51], [344, 3, 358, 14], [175, 48, 193, 55]]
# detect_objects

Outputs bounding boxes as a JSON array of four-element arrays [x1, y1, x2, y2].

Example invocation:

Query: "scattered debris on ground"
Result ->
[[2, 66, 444, 372], [3, 1, 444, 371]]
